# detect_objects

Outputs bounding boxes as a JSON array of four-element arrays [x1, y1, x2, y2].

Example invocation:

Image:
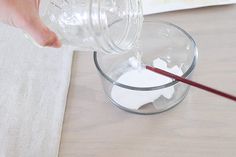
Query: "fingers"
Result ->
[[21, 16, 61, 48]]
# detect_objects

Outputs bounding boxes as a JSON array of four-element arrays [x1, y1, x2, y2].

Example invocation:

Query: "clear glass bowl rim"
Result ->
[[93, 21, 198, 91]]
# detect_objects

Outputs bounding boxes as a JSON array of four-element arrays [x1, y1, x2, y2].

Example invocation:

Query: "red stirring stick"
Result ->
[[146, 65, 236, 102]]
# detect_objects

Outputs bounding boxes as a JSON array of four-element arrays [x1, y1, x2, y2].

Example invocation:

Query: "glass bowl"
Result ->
[[94, 21, 198, 115]]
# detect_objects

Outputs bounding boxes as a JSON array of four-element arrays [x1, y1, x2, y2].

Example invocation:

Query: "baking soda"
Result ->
[[111, 57, 183, 110]]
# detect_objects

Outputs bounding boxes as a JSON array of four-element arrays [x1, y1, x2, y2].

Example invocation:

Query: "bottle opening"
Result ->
[[91, 0, 143, 54]]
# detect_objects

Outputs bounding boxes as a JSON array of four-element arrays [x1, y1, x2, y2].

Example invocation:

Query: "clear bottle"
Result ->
[[43, 0, 143, 54]]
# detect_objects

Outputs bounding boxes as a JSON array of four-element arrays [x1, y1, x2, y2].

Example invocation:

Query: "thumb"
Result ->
[[22, 17, 61, 48]]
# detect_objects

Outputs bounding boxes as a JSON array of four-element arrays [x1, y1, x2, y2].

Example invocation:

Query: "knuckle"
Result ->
[[16, 14, 39, 30], [16, 15, 33, 28]]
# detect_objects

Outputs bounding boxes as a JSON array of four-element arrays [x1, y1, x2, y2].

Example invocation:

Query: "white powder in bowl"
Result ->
[[111, 58, 183, 110]]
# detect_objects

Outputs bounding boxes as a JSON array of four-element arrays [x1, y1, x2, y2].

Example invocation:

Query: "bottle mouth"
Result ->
[[90, 0, 143, 54]]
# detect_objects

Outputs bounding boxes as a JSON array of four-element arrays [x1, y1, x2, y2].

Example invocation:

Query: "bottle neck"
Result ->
[[89, 0, 143, 54]]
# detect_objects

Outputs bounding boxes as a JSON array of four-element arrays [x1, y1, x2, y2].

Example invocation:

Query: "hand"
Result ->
[[0, 0, 61, 48]]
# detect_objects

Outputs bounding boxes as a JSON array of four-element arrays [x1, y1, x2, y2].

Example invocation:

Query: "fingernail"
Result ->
[[52, 39, 62, 48]]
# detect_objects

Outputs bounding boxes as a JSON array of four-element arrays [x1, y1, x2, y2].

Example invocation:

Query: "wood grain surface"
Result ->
[[59, 5, 236, 157]]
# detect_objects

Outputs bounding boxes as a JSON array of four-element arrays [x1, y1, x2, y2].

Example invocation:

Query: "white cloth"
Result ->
[[143, 0, 236, 15], [0, 22, 73, 157]]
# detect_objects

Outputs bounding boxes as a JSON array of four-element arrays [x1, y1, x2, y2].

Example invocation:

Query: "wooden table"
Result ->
[[59, 5, 236, 157]]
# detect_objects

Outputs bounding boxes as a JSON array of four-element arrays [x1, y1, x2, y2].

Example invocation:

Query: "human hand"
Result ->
[[0, 0, 61, 48]]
